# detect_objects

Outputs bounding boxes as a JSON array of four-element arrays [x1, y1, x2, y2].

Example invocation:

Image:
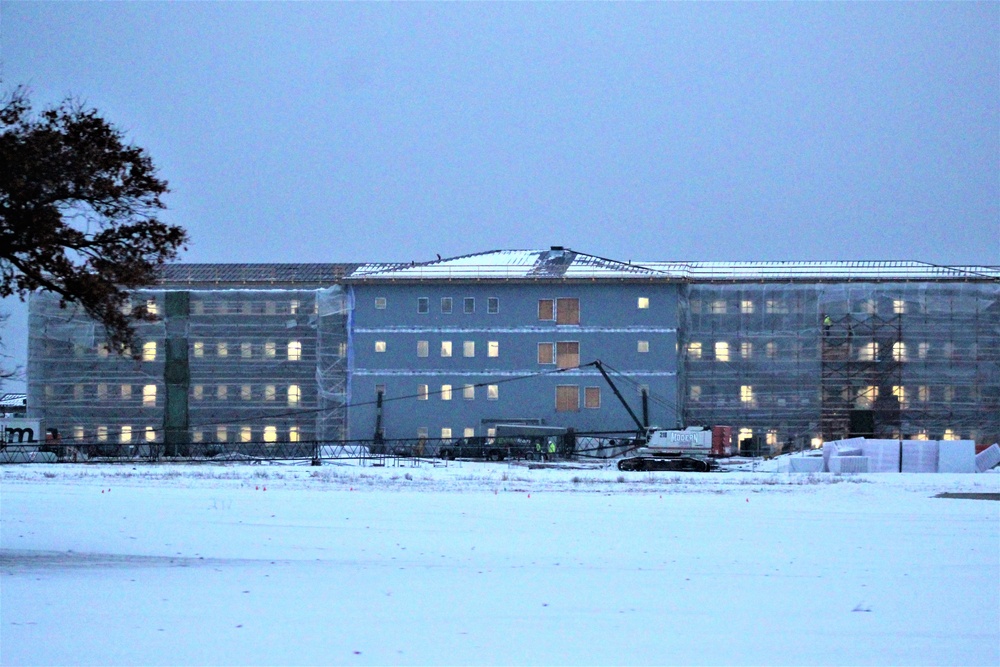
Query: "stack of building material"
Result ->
[[975, 444, 1000, 473], [859, 440, 901, 473], [938, 440, 977, 473], [822, 438, 864, 472], [829, 456, 869, 473], [900, 441, 939, 473], [789, 456, 824, 473]]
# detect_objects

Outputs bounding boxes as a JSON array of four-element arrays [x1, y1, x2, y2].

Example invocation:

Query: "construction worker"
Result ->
[[823, 315, 832, 335], [547, 437, 557, 460]]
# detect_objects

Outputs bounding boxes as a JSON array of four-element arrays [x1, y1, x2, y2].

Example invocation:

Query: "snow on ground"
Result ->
[[2, 460, 998, 666]]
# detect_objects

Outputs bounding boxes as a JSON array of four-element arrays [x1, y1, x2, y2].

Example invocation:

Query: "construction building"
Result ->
[[26, 249, 1000, 452]]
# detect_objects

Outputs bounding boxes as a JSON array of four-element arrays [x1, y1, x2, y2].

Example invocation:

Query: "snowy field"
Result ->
[[2, 460, 998, 666]]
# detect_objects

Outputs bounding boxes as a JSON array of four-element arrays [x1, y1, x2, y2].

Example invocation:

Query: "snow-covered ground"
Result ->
[[2, 460, 998, 666]]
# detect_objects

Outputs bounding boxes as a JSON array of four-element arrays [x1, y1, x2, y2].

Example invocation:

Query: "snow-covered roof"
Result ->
[[349, 250, 1000, 282]]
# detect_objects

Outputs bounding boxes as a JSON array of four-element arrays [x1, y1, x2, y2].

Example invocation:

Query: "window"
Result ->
[[143, 384, 157, 407], [263, 426, 277, 444], [488, 297, 499, 314], [265, 341, 276, 358], [765, 299, 787, 314], [119, 426, 132, 443], [538, 299, 554, 320], [146, 427, 156, 442], [858, 342, 878, 361], [738, 428, 753, 445], [943, 428, 958, 441], [710, 300, 727, 314], [892, 385, 906, 407], [487, 427, 497, 440], [556, 298, 580, 325], [193, 341, 204, 358], [217, 385, 228, 400], [441, 341, 453, 357], [441, 428, 453, 443], [240, 427, 252, 443], [637, 340, 649, 353], [417, 297, 429, 314], [714, 341, 730, 362], [375, 297, 387, 309], [463, 384, 475, 400], [687, 342, 702, 360], [943, 342, 956, 359], [766, 342, 777, 359], [464, 427, 475, 438], [740, 299, 754, 314], [538, 342, 554, 364], [264, 385, 276, 401], [441, 297, 453, 314], [464, 297, 475, 314], [918, 342, 929, 359], [584, 386, 601, 409], [918, 385, 930, 402], [488, 341, 499, 358], [766, 430, 778, 447], [192, 300, 205, 315], [214, 426, 228, 442], [142, 341, 157, 361], [121, 384, 132, 400], [944, 386, 955, 403], [288, 385, 301, 406], [290, 300, 300, 315], [375, 340, 387, 353], [287, 341, 302, 361], [689, 385, 702, 401], [73, 384, 84, 401], [416, 427, 429, 439], [146, 299, 159, 316], [463, 341, 475, 358], [241, 342, 252, 359], [556, 342, 580, 369], [556, 385, 579, 412], [637, 297, 649, 309], [418, 384, 429, 401], [441, 384, 453, 401], [289, 427, 301, 443], [97, 383, 108, 400], [893, 299, 906, 314], [417, 340, 429, 357], [241, 385, 252, 401], [97, 343, 109, 358], [892, 342, 907, 362], [487, 384, 499, 400], [97, 426, 108, 442], [740, 385, 754, 405], [740, 341, 753, 359], [193, 384, 204, 400], [217, 342, 229, 357]]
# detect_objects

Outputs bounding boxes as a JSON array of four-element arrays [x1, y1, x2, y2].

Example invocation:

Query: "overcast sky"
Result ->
[[1, 2, 998, 387]]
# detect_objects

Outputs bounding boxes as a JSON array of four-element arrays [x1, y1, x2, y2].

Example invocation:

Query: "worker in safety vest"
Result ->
[[823, 315, 832, 335], [547, 438, 557, 459]]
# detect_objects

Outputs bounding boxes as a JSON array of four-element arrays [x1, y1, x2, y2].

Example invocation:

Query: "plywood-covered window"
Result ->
[[556, 385, 579, 412], [375, 297, 386, 309], [556, 342, 580, 369], [538, 299, 554, 321], [584, 386, 601, 409], [556, 298, 580, 325], [417, 340, 429, 357], [637, 340, 649, 353], [538, 342, 554, 364]]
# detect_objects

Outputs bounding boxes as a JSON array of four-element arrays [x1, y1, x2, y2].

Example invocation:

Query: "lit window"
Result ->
[[241, 385, 252, 401], [417, 297, 429, 314], [892, 342, 907, 362], [487, 427, 497, 440], [766, 431, 778, 446], [740, 385, 754, 405], [375, 297, 387, 310], [216, 426, 228, 442], [142, 341, 157, 361], [556, 298, 580, 325], [740, 341, 752, 359], [97, 426, 108, 442], [710, 300, 727, 314], [637, 340, 649, 353], [538, 343, 554, 364], [441, 341, 453, 357], [893, 385, 906, 407], [464, 297, 475, 314], [488, 297, 499, 314], [687, 342, 702, 360], [120, 426, 132, 443], [810, 437, 823, 449], [97, 343, 109, 358], [290, 300, 300, 315], [766, 342, 777, 359], [538, 299, 554, 320], [97, 383, 108, 400], [584, 386, 601, 409], [556, 342, 580, 369], [556, 385, 579, 412], [464, 427, 475, 438], [375, 340, 387, 353], [265, 385, 276, 401], [856, 386, 878, 409], [913, 431, 928, 441], [918, 386, 930, 402], [145, 426, 156, 442], [918, 342, 929, 359], [72, 426, 84, 441], [740, 300, 754, 314], [485, 341, 498, 358], [487, 384, 499, 400], [441, 385, 453, 401], [417, 427, 429, 439], [463, 384, 475, 400], [263, 426, 277, 443], [738, 428, 753, 444], [441, 427, 453, 443], [417, 340, 429, 357], [689, 385, 701, 401], [193, 385, 204, 400], [765, 300, 787, 314], [893, 299, 906, 314], [146, 299, 159, 316], [943, 428, 958, 441], [240, 427, 252, 443], [217, 342, 228, 357], [121, 384, 132, 399], [715, 342, 730, 362], [441, 297, 452, 313], [241, 342, 252, 359], [463, 341, 475, 357], [289, 427, 301, 443], [418, 384, 429, 401], [288, 385, 301, 406], [217, 385, 228, 400], [142, 384, 157, 407], [637, 297, 649, 309], [858, 342, 878, 361], [193, 341, 204, 358], [287, 341, 302, 361]]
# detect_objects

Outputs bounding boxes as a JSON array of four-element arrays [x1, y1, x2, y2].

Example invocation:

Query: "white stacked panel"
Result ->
[[789, 457, 824, 473], [901, 441, 939, 473], [975, 444, 1000, 473], [830, 456, 869, 473], [861, 440, 902, 473], [823, 438, 864, 472], [938, 440, 976, 473]]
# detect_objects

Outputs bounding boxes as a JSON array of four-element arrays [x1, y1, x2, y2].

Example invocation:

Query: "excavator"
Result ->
[[593, 361, 733, 472]]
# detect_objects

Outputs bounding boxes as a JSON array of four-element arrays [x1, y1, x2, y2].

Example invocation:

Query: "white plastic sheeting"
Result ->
[[789, 456, 824, 473], [901, 441, 940, 473], [938, 440, 977, 473], [975, 444, 1000, 473], [829, 456, 869, 473]]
